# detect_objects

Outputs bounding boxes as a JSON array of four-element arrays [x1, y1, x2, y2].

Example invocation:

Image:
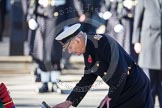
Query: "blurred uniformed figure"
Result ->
[[106, 0, 125, 46], [0, 0, 7, 42], [106, 0, 138, 61], [120, 0, 138, 61], [74, 0, 106, 33], [52, 23, 153, 108], [27, 0, 40, 82], [27, 0, 75, 93], [58, 0, 79, 70], [133, 0, 162, 107], [21, 0, 30, 41], [26, 0, 39, 82]]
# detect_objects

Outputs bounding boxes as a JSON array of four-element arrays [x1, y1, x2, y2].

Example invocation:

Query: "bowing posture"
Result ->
[[53, 23, 153, 108]]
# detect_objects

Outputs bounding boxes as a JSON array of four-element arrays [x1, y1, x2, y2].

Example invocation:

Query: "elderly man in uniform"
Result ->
[[52, 23, 153, 108]]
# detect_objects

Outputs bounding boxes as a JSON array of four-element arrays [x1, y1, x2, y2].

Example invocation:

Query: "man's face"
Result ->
[[67, 36, 86, 55]]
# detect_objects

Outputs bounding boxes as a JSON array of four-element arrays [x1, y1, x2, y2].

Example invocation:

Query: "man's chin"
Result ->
[[76, 53, 83, 56], [76, 54, 81, 56]]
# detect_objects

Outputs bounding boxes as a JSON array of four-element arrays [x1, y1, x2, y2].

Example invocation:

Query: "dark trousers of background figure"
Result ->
[[149, 69, 162, 108], [0, 11, 5, 41], [28, 29, 36, 56], [0, 0, 6, 42]]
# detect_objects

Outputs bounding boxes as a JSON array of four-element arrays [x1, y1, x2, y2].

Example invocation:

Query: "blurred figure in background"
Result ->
[[106, 0, 124, 43], [21, 0, 30, 41], [74, 0, 106, 33], [106, 0, 138, 61], [132, 0, 162, 107], [60, 0, 79, 70], [27, 0, 62, 93], [0, 0, 7, 42], [27, 0, 41, 82], [27, 0, 76, 93], [26, 0, 40, 82], [120, 0, 138, 61]]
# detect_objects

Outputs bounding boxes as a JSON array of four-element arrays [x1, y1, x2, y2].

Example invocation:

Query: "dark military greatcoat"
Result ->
[[66, 34, 153, 108]]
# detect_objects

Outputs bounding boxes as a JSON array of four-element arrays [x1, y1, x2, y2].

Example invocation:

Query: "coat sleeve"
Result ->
[[66, 71, 97, 107], [66, 51, 98, 107], [132, 0, 145, 43], [98, 36, 128, 104]]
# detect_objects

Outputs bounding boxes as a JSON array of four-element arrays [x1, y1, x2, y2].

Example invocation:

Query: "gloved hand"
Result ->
[[114, 23, 124, 33], [134, 43, 141, 54], [28, 18, 38, 30], [99, 95, 111, 108], [38, 0, 49, 7]]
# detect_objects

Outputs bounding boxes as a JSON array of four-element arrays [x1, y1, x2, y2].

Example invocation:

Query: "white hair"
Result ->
[[76, 31, 86, 39]]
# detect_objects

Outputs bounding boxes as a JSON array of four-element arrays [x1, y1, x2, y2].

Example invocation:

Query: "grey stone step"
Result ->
[[0, 56, 32, 63], [0, 74, 160, 108], [0, 56, 35, 74]]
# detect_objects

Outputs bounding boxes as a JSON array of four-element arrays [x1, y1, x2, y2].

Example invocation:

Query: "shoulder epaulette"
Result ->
[[94, 35, 102, 41]]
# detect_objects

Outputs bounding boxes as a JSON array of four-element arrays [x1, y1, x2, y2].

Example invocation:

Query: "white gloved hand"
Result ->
[[98, 11, 112, 20], [103, 11, 112, 20], [38, 0, 49, 7], [114, 24, 124, 33], [123, 0, 133, 9], [134, 43, 141, 54], [28, 19, 38, 30]]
